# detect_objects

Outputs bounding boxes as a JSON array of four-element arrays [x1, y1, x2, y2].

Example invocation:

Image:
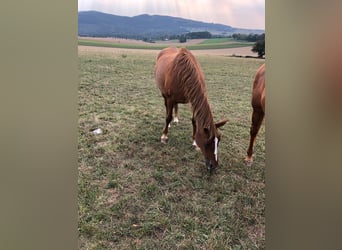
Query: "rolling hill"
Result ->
[[78, 11, 264, 39]]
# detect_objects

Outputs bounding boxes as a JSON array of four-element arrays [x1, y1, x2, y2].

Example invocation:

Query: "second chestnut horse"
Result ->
[[245, 63, 265, 166]]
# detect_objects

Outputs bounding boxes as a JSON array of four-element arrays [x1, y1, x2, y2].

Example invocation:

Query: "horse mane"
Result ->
[[170, 48, 215, 136]]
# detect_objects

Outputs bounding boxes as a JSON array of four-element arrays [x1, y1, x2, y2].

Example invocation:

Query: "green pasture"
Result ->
[[78, 48, 265, 249]]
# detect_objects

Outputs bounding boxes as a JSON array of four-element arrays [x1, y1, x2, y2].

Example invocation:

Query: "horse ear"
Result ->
[[215, 119, 228, 129]]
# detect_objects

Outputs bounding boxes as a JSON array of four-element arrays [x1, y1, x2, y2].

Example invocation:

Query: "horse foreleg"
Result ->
[[191, 116, 200, 151], [161, 99, 173, 143], [245, 109, 264, 166]]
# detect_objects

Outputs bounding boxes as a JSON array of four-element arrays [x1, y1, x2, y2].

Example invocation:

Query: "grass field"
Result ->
[[78, 38, 253, 51], [78, 47, 265, 249], [199, 38, 234, 44]]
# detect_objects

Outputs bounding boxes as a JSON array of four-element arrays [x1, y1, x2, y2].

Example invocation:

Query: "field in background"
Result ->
[[199, 37, 235, 44], [78, 47, 265, 249], [78, 37, 254, 51]]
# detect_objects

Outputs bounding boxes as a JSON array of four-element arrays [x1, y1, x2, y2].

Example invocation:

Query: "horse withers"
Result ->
[[155, 47, 228, 172], [245, 63, 265, 166]]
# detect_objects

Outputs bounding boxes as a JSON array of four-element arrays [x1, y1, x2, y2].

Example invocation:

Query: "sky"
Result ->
[[78, 0, 265, 30]]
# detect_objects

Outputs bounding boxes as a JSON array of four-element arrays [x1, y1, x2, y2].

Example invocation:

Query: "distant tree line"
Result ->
[[186, 31, 212, 39], [139, 31, 213, 43], [232, 33, 265, 42], [177, 31, 212, 43], [156, 31, 212, 43]]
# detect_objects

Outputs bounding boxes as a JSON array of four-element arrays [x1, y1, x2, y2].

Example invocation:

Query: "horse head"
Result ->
[[194, 119, 228, 172]]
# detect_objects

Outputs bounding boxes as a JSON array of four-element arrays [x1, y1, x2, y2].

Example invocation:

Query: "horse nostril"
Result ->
[[205, 159, 215, 172], [205, 159, 211, 171], [208, 162, 216, 175]]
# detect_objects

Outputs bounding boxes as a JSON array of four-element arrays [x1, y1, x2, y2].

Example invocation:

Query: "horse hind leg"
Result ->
[[161, 98, 173, 143], [168, 104, 179, 128], [173, 104, 179, 124], [245, 108, 264, 166]]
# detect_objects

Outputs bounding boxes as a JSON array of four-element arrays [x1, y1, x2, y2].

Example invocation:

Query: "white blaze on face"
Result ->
[[214, 137, 218, 161]]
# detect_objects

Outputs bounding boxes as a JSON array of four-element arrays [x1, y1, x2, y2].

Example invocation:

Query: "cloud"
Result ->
[[78, 0, 265, 29]]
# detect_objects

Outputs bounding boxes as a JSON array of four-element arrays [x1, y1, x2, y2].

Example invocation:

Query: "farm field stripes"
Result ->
[[78, 39, 166, 50], [78, 47, 265, 249], [78, 38, 253, 50]]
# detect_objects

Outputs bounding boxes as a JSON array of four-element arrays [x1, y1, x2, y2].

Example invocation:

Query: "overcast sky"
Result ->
[[78, 0, 265, 30]]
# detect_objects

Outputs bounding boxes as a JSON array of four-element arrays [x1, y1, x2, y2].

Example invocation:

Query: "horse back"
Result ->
[[155, 47, 178, 92], [155, 47, 188, 102]]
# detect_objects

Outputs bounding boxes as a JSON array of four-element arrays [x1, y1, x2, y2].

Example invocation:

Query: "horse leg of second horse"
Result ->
[[245, 108, 264, 166], [161, 99, 173, 143]]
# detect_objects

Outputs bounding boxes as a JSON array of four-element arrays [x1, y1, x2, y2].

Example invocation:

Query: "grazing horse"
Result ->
[[245, 63, 265, 166], [155, 47, 228, 171]]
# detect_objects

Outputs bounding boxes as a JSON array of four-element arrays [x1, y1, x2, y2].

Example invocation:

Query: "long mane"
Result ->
[[170, 48, 215, 135]]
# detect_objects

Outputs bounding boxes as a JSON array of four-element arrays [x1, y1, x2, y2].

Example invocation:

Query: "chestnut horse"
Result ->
[[245, 63, 265, 166], [155, 47, 228, 171]]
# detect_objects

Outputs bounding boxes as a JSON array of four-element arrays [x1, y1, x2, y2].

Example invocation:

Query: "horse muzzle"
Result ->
[[205, 158, 217, 174]]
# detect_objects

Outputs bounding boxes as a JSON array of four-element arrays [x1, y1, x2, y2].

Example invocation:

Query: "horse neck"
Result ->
[[173, 48, 216, 135], [188, 83, 215, 135]]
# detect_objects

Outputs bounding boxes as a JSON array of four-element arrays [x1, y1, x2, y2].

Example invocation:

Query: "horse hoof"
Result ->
[[244, 157, 253, 167], [161, 134, 168, 143], [192, 141, 201, 151], [173, 117, 179, 124]]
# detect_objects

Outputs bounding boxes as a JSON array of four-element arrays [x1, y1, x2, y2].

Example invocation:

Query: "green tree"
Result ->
[[179, 35, 187, 43], [252, 39, 265, 58]]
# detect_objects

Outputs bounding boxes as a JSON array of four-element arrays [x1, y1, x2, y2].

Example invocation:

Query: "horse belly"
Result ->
[[163, 86, 188, 103]]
